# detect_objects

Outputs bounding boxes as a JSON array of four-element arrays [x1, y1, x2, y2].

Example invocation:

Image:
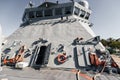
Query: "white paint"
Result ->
[[15, 62, 29, 69]]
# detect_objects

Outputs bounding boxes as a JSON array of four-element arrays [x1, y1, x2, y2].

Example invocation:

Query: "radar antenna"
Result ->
[[29, 0, 33, 8], [80, 0, 89, 9], [44, 0, 48, 7]]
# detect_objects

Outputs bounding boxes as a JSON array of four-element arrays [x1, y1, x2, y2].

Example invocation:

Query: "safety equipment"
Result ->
[[89, 53, 101, 66], [71, 69, 94, 80], [57, 54, 67, 63], [3, 45, 26, 65]]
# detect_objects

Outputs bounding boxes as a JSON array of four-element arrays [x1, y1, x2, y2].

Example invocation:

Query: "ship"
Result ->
[[0, 0, 120, 80]]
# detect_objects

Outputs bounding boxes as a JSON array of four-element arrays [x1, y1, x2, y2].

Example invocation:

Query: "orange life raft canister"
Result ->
[[89, 53, 101, 66]]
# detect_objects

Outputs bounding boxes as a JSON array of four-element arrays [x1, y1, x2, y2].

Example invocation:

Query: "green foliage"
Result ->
[[101, 37, 120, 54], [101, 39, 107, 46]]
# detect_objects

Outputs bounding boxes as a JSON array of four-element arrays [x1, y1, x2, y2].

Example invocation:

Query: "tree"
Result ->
[[101, 37, 120, 54], [101, 39, 107, 46]]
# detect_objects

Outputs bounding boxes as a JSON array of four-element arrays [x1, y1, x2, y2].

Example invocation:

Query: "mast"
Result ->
[[44, 0, 48, 7], [29, 0, 33, 8]]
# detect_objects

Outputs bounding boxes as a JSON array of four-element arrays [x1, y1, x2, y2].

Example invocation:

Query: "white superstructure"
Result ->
[[1, 1, 105, 69]]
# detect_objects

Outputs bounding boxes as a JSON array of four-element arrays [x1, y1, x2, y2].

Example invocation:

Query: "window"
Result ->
[[80, 10, 85, 18], [29, 11, 35, 19], [36, 10, 43, 17], [55, 8, 62, 15], [65, 6, 72, 15], [74, 7, 80, 16], [44, 9, 53, 17], [85, 12, 90, 20]]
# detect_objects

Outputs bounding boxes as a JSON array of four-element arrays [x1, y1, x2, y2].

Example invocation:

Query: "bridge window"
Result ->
[[74, 7, 80, 16], [85, 12, 90, 20], [44, 9, 53, 17], [29, 11, 35, 19], [36, 10, 43, 17], [65, 6, 72, 15], [55, 8, 62, 15], [80, 10, 85, 18]]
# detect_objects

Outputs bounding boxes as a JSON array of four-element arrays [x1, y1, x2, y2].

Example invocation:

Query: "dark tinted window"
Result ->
[[29, 11, 35, 19], [74, 7, 80, 16], [85, 12, 90, 20], [80, 10, 85, 18], [55, 8, 62, 15], [65, 6, 72, 15], [36, 10, 43, 17], [44, 9, 53, 17]]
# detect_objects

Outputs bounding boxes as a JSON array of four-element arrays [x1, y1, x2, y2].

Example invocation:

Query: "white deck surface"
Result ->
[[0, 66, 120, 80]]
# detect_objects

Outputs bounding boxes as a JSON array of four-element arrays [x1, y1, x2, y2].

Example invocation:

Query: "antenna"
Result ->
[[29, 0, 33, 8], [56, 0, 59, 4], [70, 0, 74, 2], [44, 0, 48, 7], [44, 0, 47, 2]]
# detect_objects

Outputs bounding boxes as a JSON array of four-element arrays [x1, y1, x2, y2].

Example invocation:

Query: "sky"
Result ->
[[0, 0, 120, 39]]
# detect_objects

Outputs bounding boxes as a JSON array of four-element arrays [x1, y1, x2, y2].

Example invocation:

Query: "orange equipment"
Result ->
[[57, 53, 67, 63], [89, 53, 101, 67], [3, 45, 26, 65], [71, 69, 94, 80], [89, 53, 119, 68]]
